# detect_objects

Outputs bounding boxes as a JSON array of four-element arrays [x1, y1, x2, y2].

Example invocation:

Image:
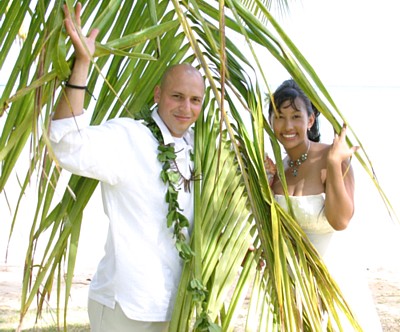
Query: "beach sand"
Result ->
[[1, 263, 399, 331]]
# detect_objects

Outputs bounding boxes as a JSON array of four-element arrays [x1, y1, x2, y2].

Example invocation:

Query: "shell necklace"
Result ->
[[288, 141, 310, 177]]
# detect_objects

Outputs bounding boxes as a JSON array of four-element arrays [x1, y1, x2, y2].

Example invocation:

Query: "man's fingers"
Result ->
[[63, 4, 78, 36], [62, 4, 71, 20], [88, 28, 100, 41], [75, 2, 82, 27], [63, 18, 76, 36]]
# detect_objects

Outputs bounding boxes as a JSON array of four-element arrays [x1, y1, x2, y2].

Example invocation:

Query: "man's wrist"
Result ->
[[63, 80, 96, 100]]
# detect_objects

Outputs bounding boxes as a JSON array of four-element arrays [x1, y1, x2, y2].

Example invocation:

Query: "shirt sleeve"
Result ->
[[49, 110, 93, 143], [49, 110, 133, 185]]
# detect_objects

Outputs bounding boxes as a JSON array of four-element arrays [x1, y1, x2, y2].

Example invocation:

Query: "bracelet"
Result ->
[[65, 82, 87, 90], [64, 81, 96, 100]]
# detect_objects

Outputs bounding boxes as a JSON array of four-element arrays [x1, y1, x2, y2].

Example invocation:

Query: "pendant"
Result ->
[[288, 152, 308, 177]]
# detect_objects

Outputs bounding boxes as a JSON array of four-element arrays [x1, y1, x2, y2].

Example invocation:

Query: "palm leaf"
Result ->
[[0, 0, 395, 331]]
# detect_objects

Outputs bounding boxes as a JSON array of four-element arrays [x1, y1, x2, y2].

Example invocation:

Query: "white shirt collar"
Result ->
[[151, 109, 194, 149]]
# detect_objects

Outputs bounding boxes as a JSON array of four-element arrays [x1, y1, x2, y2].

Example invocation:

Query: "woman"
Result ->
[[266, 79, 382, 331]]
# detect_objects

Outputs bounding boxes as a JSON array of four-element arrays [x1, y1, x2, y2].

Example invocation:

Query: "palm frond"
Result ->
[[0, 0, 394, 331]]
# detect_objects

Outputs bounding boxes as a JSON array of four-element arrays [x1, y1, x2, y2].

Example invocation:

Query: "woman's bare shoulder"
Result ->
[[309, 142, 330, 162], [313, 142, 330, 152]]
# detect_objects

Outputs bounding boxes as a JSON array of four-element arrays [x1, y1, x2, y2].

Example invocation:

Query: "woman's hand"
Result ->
[[63, 2, 99, 64], [325, 124, 358, 230], [327, 124, 359, 165], [264, 154, 277, 186]]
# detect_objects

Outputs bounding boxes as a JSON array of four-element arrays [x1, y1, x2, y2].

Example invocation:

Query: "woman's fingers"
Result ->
[[330, 124, 359, 162], [338, 123, 347, 141], [351, 145, 360, 154]]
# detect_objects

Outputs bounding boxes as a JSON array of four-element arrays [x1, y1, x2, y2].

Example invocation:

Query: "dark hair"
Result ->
[[268, 79, 321, 142]]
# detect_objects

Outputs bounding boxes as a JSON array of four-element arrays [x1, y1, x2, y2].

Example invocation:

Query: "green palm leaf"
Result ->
[[1, 0, 395, 331]]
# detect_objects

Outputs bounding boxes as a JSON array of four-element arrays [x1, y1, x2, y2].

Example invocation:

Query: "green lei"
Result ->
[[136, 109, 221, 331], [137, 109, 195, 262]]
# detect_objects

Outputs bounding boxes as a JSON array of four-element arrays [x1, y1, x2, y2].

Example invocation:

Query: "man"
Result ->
[[49, 3, 205, 331]]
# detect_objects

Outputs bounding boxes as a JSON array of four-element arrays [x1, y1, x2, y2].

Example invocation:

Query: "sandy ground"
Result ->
[[369, 267, 400, 331], [1, 263, 399, 331], [0, 265, 92, 331]]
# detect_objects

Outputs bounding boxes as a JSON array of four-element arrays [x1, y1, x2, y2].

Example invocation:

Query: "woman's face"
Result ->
[[271, 97, 314, 150]]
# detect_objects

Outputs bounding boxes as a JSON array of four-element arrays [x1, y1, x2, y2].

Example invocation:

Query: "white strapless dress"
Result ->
[[275, 193, 382, 332]]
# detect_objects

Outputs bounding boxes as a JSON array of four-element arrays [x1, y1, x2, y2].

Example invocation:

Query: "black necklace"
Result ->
[[288, 142, 310, 177]]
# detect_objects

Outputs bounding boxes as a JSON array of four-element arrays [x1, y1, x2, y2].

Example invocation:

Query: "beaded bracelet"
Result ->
[[64, 81, 96, 100]]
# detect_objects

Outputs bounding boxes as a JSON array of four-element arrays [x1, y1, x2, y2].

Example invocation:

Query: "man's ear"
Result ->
[[154, 85, 161, 103]]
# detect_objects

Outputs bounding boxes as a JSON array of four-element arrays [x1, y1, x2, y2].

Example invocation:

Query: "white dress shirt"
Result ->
[[49, 109, 194, 321]]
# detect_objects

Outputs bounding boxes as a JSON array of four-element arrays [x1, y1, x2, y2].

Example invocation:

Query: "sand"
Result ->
[[1, 263, 399, 331]]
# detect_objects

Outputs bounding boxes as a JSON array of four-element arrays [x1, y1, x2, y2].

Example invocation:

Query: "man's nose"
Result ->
[[181, 98, 191, 111]]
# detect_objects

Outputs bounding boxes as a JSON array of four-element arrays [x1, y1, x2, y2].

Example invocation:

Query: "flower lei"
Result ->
[[137, 109, 195, 261]]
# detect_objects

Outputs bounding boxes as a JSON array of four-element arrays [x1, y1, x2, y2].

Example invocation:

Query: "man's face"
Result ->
[[154, 65, 205, 137]]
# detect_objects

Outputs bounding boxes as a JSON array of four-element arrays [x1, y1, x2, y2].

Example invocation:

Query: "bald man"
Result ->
[[50, 4, 205, 331]]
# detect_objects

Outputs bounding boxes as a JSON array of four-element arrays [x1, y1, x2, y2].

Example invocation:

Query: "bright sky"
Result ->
[[275, 0, 400, 87], [271, 1, 400, 159]]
